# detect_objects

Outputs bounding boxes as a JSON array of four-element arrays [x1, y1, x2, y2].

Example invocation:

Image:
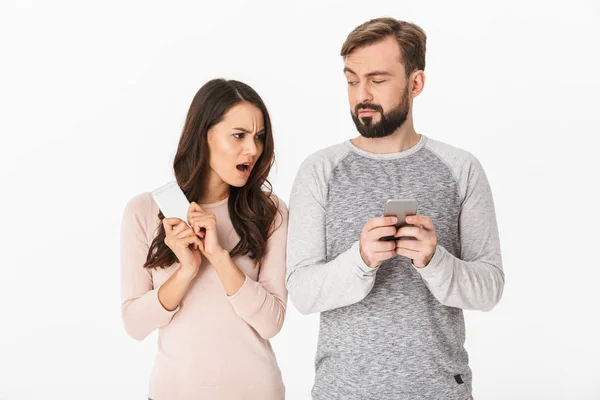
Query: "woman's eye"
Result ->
[[256, 134, 266, 141], [233, 133, 244, 139]]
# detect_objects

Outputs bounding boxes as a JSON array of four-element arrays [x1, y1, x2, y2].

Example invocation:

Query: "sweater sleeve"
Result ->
[[416, 150, 505, 311], [226, 198, 289, 339], [286, 152, 379, 315], [120, 193, 179, 341]]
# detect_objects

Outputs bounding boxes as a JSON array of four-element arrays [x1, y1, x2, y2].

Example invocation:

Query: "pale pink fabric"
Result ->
[[120, 192, 288, 400]]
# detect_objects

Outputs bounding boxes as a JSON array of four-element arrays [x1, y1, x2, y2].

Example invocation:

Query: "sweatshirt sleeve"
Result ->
[[416, 153, 505, 311], [226, 198, 289, 339], [286, 153, 379, 315], [120, 193, 179, 341]]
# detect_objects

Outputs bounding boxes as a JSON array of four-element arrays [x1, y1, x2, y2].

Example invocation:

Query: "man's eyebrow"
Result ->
[[343, 67, 393, 78], [365, 70, 393, 77]]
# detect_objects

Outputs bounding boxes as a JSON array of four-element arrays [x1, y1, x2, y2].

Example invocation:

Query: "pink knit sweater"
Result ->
[[120, 192, 288, 400]]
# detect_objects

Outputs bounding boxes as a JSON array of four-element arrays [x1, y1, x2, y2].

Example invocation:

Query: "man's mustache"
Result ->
[[355, 103, 383, 114]]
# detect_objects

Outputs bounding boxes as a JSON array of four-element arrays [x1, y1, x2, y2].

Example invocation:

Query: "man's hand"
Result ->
[[359, 216, 399, 268], [395, 215, 438, 268]]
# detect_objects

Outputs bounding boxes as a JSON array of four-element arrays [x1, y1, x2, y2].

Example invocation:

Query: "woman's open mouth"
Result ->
[[236, 163, 252, 177]]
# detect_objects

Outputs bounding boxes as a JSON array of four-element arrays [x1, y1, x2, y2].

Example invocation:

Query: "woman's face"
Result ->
[[207, 101, 266, 188]]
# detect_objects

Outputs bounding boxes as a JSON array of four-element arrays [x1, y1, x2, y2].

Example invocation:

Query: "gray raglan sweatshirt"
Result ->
[[286, 135, 504, 400]]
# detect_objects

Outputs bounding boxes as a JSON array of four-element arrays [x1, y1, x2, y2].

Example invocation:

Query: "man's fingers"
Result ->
[[372, 251, 396, 262], [369, 226, 397, 241], [395, 225, 426, 240], [396, 247, 417, 260], [365, 216, 398, 233], [371, 240, 397, 253], [396, 239, 420, 251], [406, 215, 434, 230]]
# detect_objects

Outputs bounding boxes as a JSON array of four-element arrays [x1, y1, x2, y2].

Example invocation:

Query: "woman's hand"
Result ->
[[187, 202, 226, 262], [162, 218, 203, 278]]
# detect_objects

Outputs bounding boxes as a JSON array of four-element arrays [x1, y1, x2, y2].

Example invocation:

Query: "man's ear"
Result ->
[[410, 70, 426, 98]]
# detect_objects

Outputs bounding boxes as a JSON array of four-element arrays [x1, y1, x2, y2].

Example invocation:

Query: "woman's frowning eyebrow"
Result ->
[[232, 127, 266, 134]]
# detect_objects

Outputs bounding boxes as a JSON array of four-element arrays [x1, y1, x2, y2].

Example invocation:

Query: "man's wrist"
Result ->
[[413, 247, 437, 269], [359, 242, 379, 269]]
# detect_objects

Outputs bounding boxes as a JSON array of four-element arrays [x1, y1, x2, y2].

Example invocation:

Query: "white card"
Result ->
[[150, 181, 190, 224]]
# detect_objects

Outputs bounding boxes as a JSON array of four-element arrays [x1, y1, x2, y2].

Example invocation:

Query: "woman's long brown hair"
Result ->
[[143, 79, 279, 269]]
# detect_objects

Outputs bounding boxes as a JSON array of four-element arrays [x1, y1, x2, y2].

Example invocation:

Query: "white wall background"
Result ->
[[1, 0, 599, 399]]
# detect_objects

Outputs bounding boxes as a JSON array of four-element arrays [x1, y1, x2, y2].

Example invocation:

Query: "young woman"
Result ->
[[120, 79, 288, 400]]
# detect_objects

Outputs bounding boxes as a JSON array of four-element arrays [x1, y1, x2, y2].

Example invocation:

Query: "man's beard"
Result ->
[[351, 88, 410, 139]]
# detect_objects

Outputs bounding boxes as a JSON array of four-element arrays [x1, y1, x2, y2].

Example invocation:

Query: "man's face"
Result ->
[[344, 36, 411, 138]]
